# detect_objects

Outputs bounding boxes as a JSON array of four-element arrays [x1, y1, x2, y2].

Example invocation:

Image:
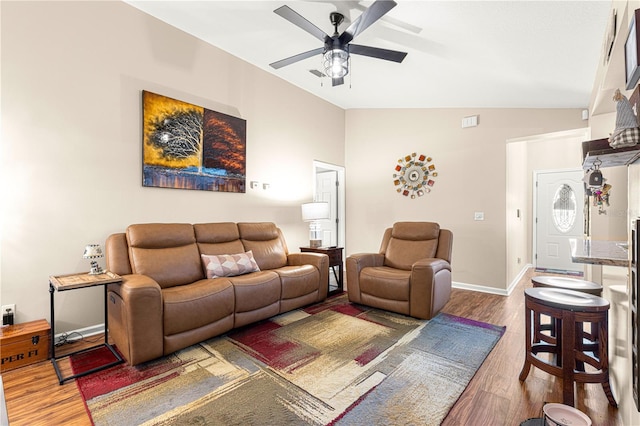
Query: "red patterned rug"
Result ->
[[71, 294, 505, 425]]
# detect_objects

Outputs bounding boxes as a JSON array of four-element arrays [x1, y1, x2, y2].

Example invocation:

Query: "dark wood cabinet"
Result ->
[[300, 246, 343, 296]]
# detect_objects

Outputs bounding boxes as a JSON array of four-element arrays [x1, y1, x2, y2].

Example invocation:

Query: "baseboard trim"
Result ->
[[55, 323, 105, 345], [452, 281, 509, 296], [452, 264, 532, 296]]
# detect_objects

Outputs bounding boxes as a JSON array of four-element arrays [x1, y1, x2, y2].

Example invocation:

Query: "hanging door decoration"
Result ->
[[393, 153, 437, 198]]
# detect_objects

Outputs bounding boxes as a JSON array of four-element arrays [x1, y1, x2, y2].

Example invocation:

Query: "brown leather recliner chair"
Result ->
[[346, 222, 453, 320]]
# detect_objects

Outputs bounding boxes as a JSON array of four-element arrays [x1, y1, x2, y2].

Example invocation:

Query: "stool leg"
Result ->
[[575, 321, 585, 372], [598, 317, 618, 407], [519, 304, 532, 381], [562, 310, 575, 407]]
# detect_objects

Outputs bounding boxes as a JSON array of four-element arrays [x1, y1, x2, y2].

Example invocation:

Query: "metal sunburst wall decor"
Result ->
[[393, 153, 437, 198]]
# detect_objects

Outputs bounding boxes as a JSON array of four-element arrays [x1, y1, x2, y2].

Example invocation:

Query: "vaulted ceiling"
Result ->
[[125, 1, 611, 109]]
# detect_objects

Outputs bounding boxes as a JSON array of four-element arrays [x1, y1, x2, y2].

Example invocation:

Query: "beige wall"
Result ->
[[0, 1, 345, 330], [345, 109, 586, 291]]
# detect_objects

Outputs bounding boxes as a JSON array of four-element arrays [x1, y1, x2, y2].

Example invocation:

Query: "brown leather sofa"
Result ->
[[105, 222, 329, 365], [346, 222, 452, 320]]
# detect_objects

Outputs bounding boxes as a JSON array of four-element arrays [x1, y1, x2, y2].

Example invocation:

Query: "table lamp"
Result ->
[[301, 202, 330, 248], [83, 244, 105, 275]]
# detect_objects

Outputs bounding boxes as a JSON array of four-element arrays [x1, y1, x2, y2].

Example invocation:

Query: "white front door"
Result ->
[[315, 170, 338, 247], [535, 169, 585, 273]]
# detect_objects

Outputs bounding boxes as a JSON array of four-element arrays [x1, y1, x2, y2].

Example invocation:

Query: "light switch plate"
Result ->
[[474, 211, 484, 221]]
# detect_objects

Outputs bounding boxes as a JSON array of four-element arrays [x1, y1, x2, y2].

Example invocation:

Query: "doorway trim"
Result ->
[[313, 160, 346, 250]]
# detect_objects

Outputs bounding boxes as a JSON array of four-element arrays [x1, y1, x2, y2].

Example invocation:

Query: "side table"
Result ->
[[49, 271, 124, 384], [300, 246, 344, 295]]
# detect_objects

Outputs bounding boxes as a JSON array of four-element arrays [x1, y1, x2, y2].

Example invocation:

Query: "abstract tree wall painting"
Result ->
[[142, 91, 246, 193]]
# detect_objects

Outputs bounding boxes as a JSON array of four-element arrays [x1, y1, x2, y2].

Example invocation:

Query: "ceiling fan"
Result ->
[[269, 0, 408, 87]]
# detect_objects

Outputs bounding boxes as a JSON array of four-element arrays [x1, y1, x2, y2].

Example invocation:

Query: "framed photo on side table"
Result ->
[[626, 9, 640, 90]]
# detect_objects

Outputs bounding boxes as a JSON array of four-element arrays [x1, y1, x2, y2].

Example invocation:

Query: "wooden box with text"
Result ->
[[0, 319, 50, 372]]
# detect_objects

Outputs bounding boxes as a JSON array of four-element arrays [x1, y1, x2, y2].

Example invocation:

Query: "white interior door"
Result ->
[[315, 170, 338, 247], [534, 169, 585, 273]]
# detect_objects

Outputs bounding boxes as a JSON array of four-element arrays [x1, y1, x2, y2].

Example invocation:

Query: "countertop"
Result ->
[[569, 239, 629, 267]]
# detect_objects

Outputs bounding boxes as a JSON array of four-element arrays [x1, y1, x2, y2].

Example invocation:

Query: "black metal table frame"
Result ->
[[49, 281, 123, 385]]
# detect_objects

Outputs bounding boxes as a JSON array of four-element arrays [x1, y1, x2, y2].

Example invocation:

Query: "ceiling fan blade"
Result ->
[[269, 47, 324, 69], [349, 44, 407, 63], [339, 0, 397, 44], [332, 77, 344, 87], [274, 5, 329, 42]]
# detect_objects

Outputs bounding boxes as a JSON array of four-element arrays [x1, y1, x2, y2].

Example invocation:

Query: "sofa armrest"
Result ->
[[287, 252, 327, 269], [410, 258, 452, 319], [287, 252, 329, 301], [346, 253, 384, 303], [107, 274, 163, 365]]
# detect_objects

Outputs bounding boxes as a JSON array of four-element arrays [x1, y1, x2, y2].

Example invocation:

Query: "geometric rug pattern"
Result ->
[[71, 294, 505, 425]]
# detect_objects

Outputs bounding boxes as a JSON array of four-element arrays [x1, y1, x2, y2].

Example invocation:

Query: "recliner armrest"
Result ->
[[409, 258, 452, 319], [412, 258, 451, 274], [346, 253, 384, 303], [347, 253, 385, 269], [107, 274, 163, 365], [287, 252, 327, 269]]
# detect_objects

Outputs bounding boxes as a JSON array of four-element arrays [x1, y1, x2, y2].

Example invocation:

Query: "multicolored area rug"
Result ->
[[71, 295, 505, 425]]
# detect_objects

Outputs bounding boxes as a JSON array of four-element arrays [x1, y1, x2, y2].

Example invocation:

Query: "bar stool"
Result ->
[[519, 287, 617, 408], [531, 276, 603, 358]]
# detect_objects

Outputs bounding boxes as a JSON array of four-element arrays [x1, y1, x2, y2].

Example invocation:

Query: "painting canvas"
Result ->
[[142, 91, 246, 193]]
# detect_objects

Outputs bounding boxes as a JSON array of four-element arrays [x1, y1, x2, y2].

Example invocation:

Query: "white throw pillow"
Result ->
[[201, 251, 260, 279]]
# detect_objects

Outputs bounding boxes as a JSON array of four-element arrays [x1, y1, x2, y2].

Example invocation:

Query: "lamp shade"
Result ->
[[301, 202, 330, 222], [83, 244, 104, 259]]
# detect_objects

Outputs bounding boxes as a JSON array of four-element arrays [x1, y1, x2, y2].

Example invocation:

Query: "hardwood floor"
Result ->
[[1, 268, 623, 425]]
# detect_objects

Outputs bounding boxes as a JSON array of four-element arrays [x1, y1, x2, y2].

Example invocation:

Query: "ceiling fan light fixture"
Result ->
[[323, 48, 349, 79]]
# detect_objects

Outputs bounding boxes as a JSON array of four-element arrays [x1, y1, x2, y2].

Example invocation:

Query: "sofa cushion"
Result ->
[[127, 223, 203, 288], [360, 266, 411, 301], [162, 278, 234, 337], [228, 271, 281, 313], [238, 222, 288, 270], [276, 265, 319, 300], [201, 251, 260, 278]]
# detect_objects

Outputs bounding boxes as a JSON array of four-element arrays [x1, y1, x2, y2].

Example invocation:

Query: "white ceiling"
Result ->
[[125, 0, 612, 110]]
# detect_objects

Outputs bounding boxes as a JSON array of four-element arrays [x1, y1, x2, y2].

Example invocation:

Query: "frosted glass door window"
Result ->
[[552, 184, 577, 233]]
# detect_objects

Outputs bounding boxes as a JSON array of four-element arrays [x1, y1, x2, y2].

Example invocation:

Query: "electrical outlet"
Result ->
[[2, 304, 15, 325]]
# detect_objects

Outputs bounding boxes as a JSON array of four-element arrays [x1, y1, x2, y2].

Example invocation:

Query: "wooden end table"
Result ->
[[49, 271, 124, 384], [300, 246, 343, 295]]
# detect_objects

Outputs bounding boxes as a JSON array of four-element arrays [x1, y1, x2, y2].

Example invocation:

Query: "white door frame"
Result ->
[[313, 160, 346, 250]]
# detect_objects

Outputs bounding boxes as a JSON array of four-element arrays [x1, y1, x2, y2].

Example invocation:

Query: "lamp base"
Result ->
[[88, 261, 104, 275], [309, 239, 322, 248]]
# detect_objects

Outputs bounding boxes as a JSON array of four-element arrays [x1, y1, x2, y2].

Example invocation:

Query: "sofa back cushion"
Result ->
[[194, 222, 245, 255], [382, 222, 440, 270], [127, 223, 203, 288], [238, 222, 288, 270], [105, 233, 133, 276]]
